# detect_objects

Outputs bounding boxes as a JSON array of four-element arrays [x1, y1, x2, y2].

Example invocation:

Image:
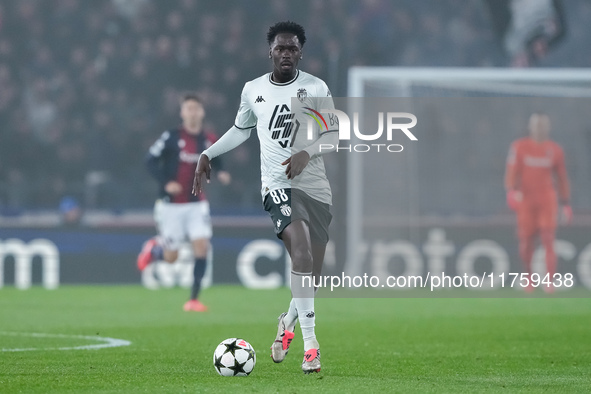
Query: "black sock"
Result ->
[[190, 257, 207, 300]]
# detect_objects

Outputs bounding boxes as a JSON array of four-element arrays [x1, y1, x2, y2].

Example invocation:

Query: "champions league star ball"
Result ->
[[213, 338, 256, 376]]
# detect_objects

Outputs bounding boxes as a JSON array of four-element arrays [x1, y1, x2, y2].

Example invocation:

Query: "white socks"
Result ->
[[291, 271, 318, 351], [284, 299, 297, 332]]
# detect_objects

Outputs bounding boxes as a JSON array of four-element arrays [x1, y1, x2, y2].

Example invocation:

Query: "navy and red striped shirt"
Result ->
[[147, 127, 219, 203]]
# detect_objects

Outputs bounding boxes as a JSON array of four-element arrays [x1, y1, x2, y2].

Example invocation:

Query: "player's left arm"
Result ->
[[555, 144, 572, 224], [504, 141, 523, 211], [283, 81, 338, 180]]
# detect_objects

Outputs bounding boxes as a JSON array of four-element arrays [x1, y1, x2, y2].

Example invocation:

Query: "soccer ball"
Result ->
[[213, 338, 256, 376]]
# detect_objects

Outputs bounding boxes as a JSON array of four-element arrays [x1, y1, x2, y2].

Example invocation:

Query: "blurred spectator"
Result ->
[[59, 196, 83, 226]]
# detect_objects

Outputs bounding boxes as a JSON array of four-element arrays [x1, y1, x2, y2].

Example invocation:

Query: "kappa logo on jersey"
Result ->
[[255, 96, 265, 103], [268, 104, 301, 148], [280, 204, 291, 216], [297, 88, 307, 103], [276, 219, 282, 228]]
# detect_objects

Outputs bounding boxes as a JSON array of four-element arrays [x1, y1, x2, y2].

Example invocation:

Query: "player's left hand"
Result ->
[[561, 205, 573, 225], [282, 151, 310, 180]]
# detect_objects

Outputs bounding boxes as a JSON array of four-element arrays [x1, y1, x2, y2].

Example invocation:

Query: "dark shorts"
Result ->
[[263, 188, 332, 244]]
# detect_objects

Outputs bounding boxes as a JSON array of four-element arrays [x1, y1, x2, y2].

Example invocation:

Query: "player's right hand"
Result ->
[[506, 190, 522, 211], [192, 154, 211, 195]]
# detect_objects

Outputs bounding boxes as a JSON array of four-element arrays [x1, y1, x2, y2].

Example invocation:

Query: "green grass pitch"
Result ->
[[1, 286, 591, 393]]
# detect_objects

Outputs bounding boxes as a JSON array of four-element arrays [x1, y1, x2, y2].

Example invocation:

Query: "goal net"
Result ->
[[341, 67, 591, 280]]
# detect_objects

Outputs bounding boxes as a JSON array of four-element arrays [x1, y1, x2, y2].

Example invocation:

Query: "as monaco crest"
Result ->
[[280, 204, 292, 216], [297, 88, 307, 103]]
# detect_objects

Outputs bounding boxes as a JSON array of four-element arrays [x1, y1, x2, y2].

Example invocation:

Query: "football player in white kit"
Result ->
[[193, 21, 338, 373]]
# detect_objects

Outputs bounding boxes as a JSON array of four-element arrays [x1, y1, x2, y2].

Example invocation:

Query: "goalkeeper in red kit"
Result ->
[[505, 113, 572, 293]]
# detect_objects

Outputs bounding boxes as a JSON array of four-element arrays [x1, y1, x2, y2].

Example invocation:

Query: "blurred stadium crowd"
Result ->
[[1, 0, 591, 212]]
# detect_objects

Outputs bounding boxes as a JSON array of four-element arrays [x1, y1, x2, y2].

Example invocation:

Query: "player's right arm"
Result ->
[[192, 125, 251, 194], [146, 130, 171, 184], [147, 131, 184, 196], [193, 84, 257, 195], [504, 140, 523, 210]]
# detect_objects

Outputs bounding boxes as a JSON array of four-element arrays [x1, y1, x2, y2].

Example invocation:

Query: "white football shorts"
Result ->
[[154, 200, 212, 251]]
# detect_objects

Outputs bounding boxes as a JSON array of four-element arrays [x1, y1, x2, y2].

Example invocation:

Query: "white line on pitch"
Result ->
[[0, 332, 131, 352]]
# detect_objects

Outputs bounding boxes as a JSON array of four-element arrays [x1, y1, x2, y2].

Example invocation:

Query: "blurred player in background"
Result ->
[[193, 21, 338, 373], [505, 112, 571, 293], [137, 93, 230, 312]]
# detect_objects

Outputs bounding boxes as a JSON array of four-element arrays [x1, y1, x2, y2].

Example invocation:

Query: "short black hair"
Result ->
[[180, 92, 202, 105], [267, 21, 306, 47]]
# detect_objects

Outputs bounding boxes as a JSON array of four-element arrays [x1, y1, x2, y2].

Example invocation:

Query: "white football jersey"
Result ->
[[234, 70, 336, 204]]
